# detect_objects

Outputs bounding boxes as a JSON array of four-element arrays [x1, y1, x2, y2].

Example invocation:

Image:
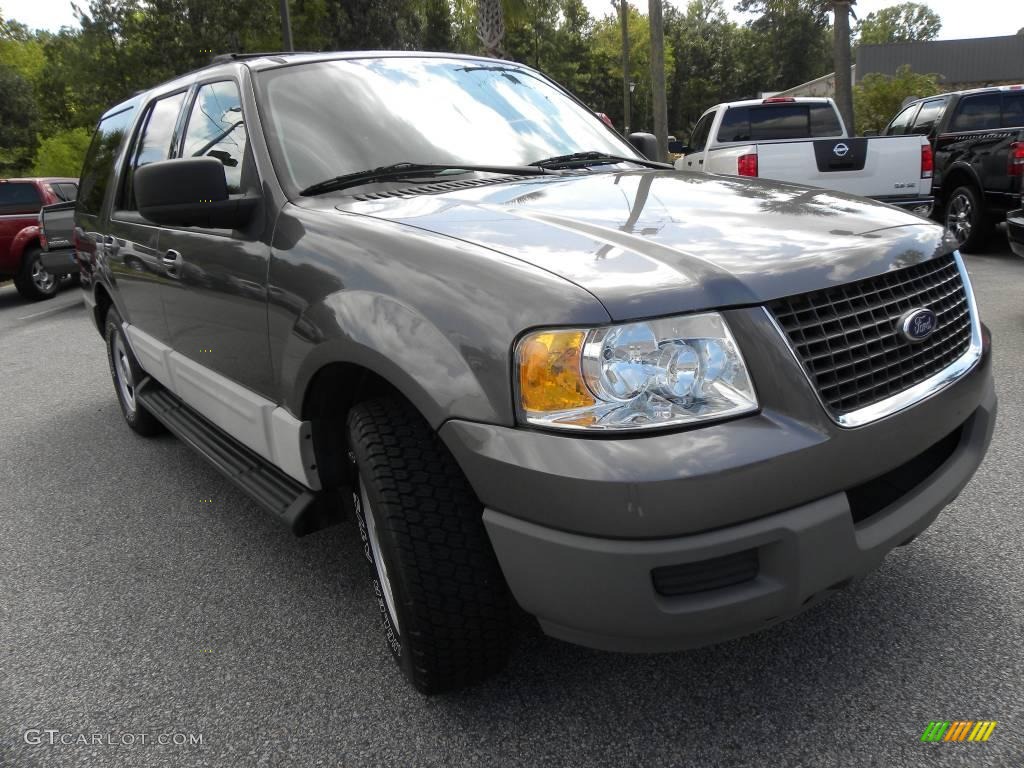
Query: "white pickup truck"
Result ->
[[672, 97, 934, 216]]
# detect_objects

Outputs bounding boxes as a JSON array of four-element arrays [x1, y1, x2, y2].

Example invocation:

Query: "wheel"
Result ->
[[944, 185, 991, 252], [104, 308, 164, 436], [346, 397, 512, 694], [13, 246, 58, 301]]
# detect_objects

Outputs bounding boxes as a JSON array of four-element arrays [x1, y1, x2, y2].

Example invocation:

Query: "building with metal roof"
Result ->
[[855, 35, 1024, 89]]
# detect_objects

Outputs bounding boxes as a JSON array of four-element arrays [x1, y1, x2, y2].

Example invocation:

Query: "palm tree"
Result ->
[[477, 0, 508, 58]]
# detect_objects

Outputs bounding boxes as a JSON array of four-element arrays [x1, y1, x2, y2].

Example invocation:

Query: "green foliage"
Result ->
[[853, 64, 942, 134], [855, 2, 941, 46], [0, 63, 39, 175], [31, 127, 93, 176]]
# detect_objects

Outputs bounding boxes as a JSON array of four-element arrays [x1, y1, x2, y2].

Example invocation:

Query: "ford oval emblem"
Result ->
[[833, 142, 850, 158], [899, 308, 938, 343]]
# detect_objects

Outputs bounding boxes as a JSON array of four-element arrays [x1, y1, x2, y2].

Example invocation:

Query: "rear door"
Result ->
[[680, 112, 714, 170], [107, 89, 189, 343], [157, 78, 274, 398], [0, 181, 42, 271]]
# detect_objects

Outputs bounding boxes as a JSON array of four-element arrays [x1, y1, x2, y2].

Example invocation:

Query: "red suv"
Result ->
[[0, 177, 78, 301]]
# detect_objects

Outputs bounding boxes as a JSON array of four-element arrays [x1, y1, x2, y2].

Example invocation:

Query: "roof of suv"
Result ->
[[906, 84, 1024, 105]]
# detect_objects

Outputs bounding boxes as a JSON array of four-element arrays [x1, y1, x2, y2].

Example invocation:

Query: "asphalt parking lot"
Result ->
[[1, 241, 1022, 768]]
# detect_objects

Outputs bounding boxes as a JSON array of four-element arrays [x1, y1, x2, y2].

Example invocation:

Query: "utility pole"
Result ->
[[833, 0, 855, 133], [649, 0, 668, 161], [279, 0, 294, 52], [619, 0, 631, 135]]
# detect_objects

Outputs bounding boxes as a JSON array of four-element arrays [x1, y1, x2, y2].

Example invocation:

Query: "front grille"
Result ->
[[651, 549, 759, 597], [769, 254, 972, 416]]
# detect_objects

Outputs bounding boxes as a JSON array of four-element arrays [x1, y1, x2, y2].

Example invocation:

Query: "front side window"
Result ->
[[182, 81, 248, 194], [78, 106, 135, 216], [255, 57, 641, 195], [884, 103, 919, 136], [950, 94, 1001, 132], [911, 98, 948, 135], [689, 114, 713, 152], [121, 92, 186, 210]]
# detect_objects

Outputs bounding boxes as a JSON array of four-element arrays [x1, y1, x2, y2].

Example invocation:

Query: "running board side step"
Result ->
[[136, 378, 327, 535]]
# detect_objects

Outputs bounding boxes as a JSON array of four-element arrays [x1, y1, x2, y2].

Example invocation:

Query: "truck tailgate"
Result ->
[[756, 135, 928, 199]]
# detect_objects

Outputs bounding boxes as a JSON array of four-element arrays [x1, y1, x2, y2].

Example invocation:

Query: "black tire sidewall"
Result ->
[[15, 247, 58, 301], [946, 185, 987, 252], [104, 308, 162, 435], [346, 445, 414, 678]]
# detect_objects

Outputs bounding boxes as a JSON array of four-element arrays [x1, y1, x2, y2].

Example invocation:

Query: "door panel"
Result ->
[[159, 79, 273, 398]]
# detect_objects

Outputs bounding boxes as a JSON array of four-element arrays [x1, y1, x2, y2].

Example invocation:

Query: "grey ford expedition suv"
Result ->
[[76, 52, 996, 694]]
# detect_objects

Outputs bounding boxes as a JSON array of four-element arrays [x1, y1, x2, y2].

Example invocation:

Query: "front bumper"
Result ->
[[440, 309, 995, 652], [1008, 208, 1024, 257], [40, 248, 79, 275]]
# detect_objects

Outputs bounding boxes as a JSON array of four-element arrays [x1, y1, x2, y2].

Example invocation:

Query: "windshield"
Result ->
[[255, 56, 640, 195]]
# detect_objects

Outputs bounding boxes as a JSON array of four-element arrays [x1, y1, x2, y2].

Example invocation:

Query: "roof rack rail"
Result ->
[[210, 52, 313, 64]]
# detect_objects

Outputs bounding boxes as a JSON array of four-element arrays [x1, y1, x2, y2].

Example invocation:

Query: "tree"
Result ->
[[0, 63, 39, 175], [855, 2, 941, 45], [832, 1, 854, 135], [649, 0, 668, 158], [32, 127, 93, 176], [853, 64, 941, 134], [733, 0, 832, 92]]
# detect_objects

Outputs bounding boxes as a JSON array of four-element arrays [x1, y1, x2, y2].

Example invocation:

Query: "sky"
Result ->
[[2, 0, 1022, 40], [582, 0, 1023, 41]]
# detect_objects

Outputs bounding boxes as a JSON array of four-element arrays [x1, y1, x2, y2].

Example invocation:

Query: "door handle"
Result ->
[[162, 249, 182, 276]]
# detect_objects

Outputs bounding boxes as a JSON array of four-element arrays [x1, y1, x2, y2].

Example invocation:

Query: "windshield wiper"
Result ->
[[300, 162, 553, 196], [529, 151, 672, 170]]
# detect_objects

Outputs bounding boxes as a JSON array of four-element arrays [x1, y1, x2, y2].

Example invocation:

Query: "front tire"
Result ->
[[346, 398, 512, 694], [944, 185, 991, 252], [13, 247, 58, 301], [104, 308, 164, 436]]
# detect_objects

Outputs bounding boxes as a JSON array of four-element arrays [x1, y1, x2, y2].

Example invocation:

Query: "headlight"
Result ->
[[516, 313, 757, 431]]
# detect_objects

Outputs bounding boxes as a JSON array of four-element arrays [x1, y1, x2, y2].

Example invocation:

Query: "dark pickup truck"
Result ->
[[883, 85, 1024, 251], [0, 177, 78, 300], [78, 51, 995, 694]]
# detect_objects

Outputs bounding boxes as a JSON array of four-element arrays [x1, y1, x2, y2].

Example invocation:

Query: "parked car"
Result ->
[[882, 85, 1024, 251], [38, 200, 79, 277], [0, 177, 78, 300], [78, 52, 995, 694], [672, 97, 934, 215]]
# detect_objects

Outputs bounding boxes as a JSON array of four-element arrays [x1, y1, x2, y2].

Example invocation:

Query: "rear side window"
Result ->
[[0, 182, 42, 215], [181, 81, 249, 194], [1002, 92, 1024, 128], [121, 91, 187, 210], [911, 98, 947, 135], [78, 106, 135, 217], [949, 93, 1001, 132], [717, 104, 839, 143]]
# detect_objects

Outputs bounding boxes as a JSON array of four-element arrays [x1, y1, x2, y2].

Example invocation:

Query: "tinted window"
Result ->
[[121, 92, 186, 209], [1002, 92, 1024, 128], [911, 98, 948, 135], [76, 106, 135, 216], [950, 93, 1001, 132], [52, 182, 78, 202], [885, 103, 919, 136], [690, 113, 713, 152], [718, 105, 818, 143], [809, 104, 843, 136], [182, 81, 248, 194], [256, 58, 642, 193], [0, 182, 41, 215]]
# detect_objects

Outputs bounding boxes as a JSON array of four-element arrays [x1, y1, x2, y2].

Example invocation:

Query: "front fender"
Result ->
[[293, 290, 495, 428]]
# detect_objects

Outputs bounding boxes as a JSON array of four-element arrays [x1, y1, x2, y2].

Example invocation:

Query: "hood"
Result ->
[[332, 170, 951, 320]]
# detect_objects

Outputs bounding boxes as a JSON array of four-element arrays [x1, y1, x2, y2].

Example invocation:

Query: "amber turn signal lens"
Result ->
[[517, 330, 595, 413]]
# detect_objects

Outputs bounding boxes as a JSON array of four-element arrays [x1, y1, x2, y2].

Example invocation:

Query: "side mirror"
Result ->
[[135, 157, 257, 229], [628, 132, 660, 161], [668, 140, 690, 155]]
